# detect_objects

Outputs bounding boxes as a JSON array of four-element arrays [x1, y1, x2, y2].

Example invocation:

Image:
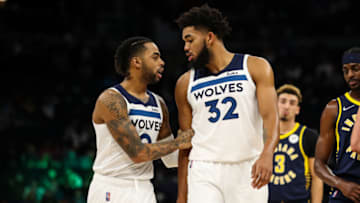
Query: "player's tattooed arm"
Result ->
[[96, 89, 193, 163]]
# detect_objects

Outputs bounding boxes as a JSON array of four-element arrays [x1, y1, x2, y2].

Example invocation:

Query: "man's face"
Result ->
[[140, 42, 165, 84], [182, 26, 210, 70], [343, 63, 360, 91], [278, 93, 300, 122]]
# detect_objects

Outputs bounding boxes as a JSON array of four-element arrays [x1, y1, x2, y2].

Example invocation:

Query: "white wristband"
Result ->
[[159, 134, 179, 168]]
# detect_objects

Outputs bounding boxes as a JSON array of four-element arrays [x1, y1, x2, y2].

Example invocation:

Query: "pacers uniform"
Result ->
[[329, 93, 360, 203], [186, 54, 267, 202], [268, 123, 318, 203], [87, 84, 163, 203]]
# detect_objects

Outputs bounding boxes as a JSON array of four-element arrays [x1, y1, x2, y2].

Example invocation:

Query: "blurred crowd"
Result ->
[[1, 0, 359, 202]]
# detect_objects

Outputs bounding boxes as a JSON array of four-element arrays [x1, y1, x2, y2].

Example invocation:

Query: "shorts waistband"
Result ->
[[92, 173, 150, 187], [190, 155, 258, 165]]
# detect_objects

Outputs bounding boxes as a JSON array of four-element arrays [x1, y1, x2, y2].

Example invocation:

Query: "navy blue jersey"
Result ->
[[330, 93, 360, 200], [269, 123, 312, 201]]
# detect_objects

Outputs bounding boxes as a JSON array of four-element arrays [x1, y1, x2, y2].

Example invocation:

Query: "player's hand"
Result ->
[[338, 179, 360, 203], [251, 152, 273, 189], [175, 129, 194, 150]]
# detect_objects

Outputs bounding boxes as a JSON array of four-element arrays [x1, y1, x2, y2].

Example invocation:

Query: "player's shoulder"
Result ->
[[175, 70, 192, 88], [320, 98, 339, 123], [247, 55, 269, 62], [93, 88, 126, 123], [327, 98, 338, 105], [246, 55, 274, 83], [247, 55, 271, 68], [97, 88, 123, 103], [324, 98, 339, 112]]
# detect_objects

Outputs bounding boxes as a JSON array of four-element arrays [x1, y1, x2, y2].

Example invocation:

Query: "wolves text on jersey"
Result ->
[[131, 118, 161, 131], [192, 82, 243, 101]]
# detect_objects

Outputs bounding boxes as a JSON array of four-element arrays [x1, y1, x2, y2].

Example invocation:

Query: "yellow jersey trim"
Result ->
[[335, 98, 342, 159], [345, 92, 360, 106], [298, 126, 310, 190], [280, 122, 300, 140]]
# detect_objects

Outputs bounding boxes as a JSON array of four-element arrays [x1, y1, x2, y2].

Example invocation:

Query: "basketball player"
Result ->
[[174, 4, 279, 203], [315, 47, 360, 203], [351, 108, 360, 154], [269, 84, 323, 203], [87, 36, 193, 203]]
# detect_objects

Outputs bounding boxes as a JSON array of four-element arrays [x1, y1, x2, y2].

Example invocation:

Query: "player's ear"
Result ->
[[206, 32, 215, 47], [131, 56, 142, 70]]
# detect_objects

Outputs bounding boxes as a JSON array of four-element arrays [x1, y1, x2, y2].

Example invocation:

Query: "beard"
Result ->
[[280, 116, 288, 122], [142, 64, 158, 85], [189, 41, 210, 70]]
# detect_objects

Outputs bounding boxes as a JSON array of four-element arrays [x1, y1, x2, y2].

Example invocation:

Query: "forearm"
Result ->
[[314, 159, 343, 189], [262, 114, 279, 154], [311, 176, 323, 203], [107, 119, 179, 163], [177, 149, 190, 202], [137, 140, 180, 162]]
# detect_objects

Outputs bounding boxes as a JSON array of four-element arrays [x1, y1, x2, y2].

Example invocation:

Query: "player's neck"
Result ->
[[207, 43, 234, 74], [349, 90, 360, 101], [120, 79, 149, 102], [279, 120, 297, 135]]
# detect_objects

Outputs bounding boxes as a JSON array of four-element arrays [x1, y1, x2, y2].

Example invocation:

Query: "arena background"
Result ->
[[1, 0, 360, 202]]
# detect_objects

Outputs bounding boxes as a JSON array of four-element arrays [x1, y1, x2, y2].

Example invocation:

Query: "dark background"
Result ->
[[1, 0, 359, 202]]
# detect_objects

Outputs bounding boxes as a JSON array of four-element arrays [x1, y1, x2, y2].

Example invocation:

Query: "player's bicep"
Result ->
[[98, 90, 145, 158], [175, 72, 193, 130], [316, 101, 337, 162], [175, 73, 192, 160], [248, 56, 277, 118]]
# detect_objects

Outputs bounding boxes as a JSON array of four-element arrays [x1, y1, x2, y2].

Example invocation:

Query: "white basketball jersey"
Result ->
[[92, 84, 163, 180], [187, 54, 264, 162]]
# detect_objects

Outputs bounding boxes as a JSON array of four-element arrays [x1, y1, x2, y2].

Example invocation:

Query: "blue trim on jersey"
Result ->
[[190, 75, 247, 92], [129, 109, 161, 119], [113, 84, 158, 107], [194, 54, 244, 81]]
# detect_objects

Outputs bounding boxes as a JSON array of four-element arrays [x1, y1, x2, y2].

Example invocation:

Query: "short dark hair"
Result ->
[[114, 36, 153, 76], [175, 4, 232, 40]]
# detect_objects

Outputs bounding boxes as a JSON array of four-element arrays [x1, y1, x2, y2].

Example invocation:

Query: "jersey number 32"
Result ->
[[205, 96, 239, 123]]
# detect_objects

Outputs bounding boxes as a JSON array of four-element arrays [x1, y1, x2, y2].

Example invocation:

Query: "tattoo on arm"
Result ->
[[102, 91, 178, 162]]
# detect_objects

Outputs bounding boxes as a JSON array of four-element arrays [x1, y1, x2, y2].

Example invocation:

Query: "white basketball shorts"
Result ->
[[87, 173, 156, 203], [187, 157, 268, 203]]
